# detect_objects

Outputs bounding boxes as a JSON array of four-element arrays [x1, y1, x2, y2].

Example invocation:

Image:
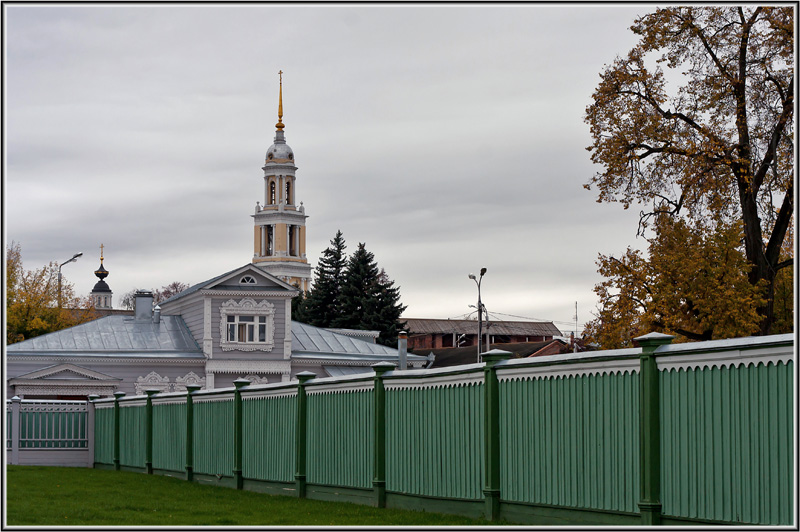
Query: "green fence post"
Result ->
[[233, 378, 250, 490], [635, 332, 673, 526], [372, 362, 396, 508], [185, 384, 201, 482], [482, 349, 512, 521], [144, 389, 159, 474], [113, 391, 126, 471], [295, 371, 315, 498]]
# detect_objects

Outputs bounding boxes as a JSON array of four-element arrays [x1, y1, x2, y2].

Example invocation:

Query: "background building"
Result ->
[[403, 317, 562, 350]]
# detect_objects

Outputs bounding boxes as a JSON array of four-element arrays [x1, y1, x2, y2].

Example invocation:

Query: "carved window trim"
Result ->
[[220, 298, 276, 352], [135, 371, 171, 395]]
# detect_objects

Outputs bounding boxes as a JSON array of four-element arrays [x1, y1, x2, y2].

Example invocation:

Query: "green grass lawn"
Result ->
[[6, 466, 503, 526]]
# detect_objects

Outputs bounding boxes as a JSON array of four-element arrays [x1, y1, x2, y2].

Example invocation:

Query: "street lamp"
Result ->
[[58, 252, 83, 308], [468, 267, 487, 363]]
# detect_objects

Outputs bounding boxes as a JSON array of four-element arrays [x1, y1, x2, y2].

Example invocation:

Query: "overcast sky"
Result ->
[[5, 3, 654, 335]]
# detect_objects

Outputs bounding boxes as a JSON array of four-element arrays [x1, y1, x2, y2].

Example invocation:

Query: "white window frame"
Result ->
[[240, 275, 257, 285], [219, 298, 276, 352]]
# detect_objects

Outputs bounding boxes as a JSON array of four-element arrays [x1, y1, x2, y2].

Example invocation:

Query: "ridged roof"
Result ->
[[7, 315, 422, 362], [292, 321, 424, 360], [403, 318, 562, 337], [6, 315, 203, 357]]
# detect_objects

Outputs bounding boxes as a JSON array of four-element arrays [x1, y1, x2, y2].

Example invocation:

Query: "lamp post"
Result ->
[[468, 267, 487, 363], [58, 252, 83, 308]]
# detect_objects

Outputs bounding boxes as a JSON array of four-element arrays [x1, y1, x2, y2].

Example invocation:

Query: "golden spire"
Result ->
[[275, 70, 285, 131], [100, 243, 104, 265]]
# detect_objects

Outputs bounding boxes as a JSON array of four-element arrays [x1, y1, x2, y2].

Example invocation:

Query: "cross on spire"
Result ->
[[100, 243, 105, 263]]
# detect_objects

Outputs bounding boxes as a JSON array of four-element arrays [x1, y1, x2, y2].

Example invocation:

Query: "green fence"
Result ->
[[386, 382, 484, 500], [93, 406, 114, 464], [307, 388, 374, 489], [500, 371, 640, 513], [152, 402, 186, 473], [90, 333, 794, 526], [242, 393, 296, 483], [660, 361, 793, 525], [118, 403, 145, 468]]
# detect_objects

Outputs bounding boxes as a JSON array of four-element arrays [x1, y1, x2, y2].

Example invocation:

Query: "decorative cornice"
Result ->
[[497, 357, 640, 382], [306, 378, 374, 395], [119, 398, 148, 407], [656, 345, 793, 372], [192, 394, 235, 404], [201, 289, 295, 298], [6, 355, 204, 365], [242, 386, 298, 400], [205, 359, 291, 374], [253, 210, 307, 224], [384, 371, 484, 390], [291, 357, 426, 368], [12, 383, 118, 396]]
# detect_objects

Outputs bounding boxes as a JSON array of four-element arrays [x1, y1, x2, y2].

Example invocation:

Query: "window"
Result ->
[[219, 298, 276, 352], [226, 315, 268, 342], [240, 275, 257, 285], [286, 181, 291, 204], [269, 181, 276, 204]]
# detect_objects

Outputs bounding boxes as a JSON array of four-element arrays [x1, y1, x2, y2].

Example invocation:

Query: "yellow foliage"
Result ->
[[6, 243, 98, 344], [585, 216, 767, 349]]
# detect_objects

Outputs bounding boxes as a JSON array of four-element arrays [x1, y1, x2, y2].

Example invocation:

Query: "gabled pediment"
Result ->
[[12, 364, 121, 382], [206, 264, 296, 291]]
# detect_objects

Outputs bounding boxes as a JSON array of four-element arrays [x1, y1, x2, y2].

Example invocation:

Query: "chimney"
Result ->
[[398, 331, 408, 371], [153, 305, 161, 324], [134, 290, 154, 322]]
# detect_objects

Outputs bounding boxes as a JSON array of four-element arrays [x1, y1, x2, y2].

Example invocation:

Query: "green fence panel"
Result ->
[[242, 395, 297, 482], [94, 407, 114, 464], [307, 390, 374, 489], [152, 402, 187, 473], [119, 405, 146, 468], [386, 383, 484, 500], [499, 372, 640, 513], [193, 399, 234, 477], [660, 361, 793, 525]]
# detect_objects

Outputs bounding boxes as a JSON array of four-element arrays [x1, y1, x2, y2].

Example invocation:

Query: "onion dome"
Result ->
[[92, 249, 111, 293]]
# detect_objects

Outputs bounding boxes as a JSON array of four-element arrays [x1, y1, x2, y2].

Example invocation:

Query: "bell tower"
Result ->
[[252, 71, 312, 291], [91, 244, 113, 309]]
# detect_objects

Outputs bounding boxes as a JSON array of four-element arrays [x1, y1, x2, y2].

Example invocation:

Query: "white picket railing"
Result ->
[[6, 398, 94, 467]]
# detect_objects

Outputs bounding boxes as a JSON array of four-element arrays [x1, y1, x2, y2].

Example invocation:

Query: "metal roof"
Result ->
[[291, 321, 425, 360], [6, 315, 203, 358], [7, 315, 423, 362], [403, 318, 562, 337]]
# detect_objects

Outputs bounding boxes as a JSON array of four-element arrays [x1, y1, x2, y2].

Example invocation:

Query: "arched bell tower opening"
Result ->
[[251, 71, 312, 292]]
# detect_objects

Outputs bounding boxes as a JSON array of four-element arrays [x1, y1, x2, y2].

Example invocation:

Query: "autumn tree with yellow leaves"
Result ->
[[6, 242, 97, 344], [584, 6, 793, 347]]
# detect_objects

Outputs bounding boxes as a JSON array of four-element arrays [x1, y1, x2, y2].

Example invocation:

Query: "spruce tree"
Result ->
[[290, 287, 309, 323], [335, 243, 407, 347], [302, 230, 347, 327]]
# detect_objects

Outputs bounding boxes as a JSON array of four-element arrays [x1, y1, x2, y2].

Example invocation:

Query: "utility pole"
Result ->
[[574, 301, 578, 353]]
